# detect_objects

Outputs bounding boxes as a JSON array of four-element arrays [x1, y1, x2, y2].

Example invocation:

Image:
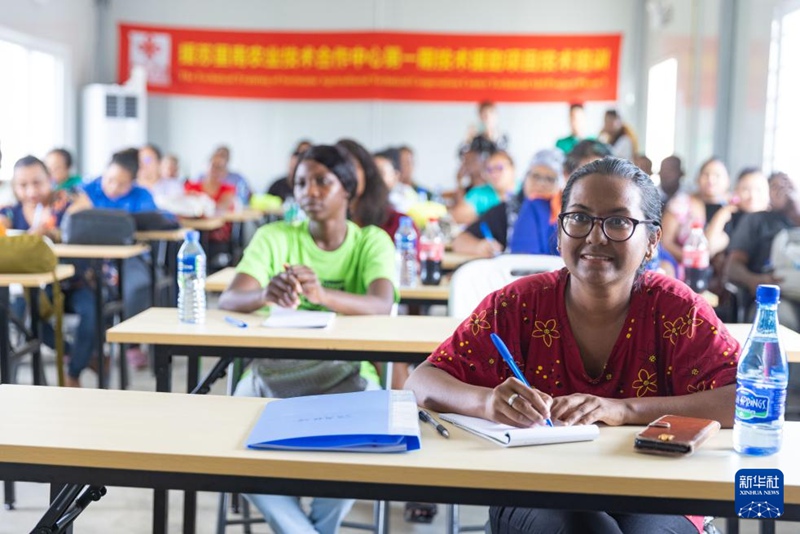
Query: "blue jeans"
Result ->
[[245, 494, 353, 534], [12, 286, 96, 379]]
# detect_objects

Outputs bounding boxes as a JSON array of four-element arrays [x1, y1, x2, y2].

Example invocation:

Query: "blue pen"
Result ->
[[224, 316, 248, 328], [479, 222, 495, 242], [490, 332, 553, 427]]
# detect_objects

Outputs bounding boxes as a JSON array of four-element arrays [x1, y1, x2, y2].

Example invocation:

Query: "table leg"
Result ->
[[93, 260, 106, 389], [0, 286, 11, 385], [186, 357, 200, 393], [117, 259, 127, 391], [153, 489, 168, 534], [28, 287, 43, 386], [150, 242, 159, 306], [0, 288, 14, 508], [184, 355, 200, 534], [154, 345, 172, 393]]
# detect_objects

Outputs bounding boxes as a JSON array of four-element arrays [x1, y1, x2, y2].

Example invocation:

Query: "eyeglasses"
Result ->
[[558, 212, 659, 242], [527, 172, 558, 184], [486, 164, 506, 173]]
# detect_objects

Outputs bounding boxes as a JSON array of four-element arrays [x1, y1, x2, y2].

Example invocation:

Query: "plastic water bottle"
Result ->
[[394, 216, 418, 288], [733, 285, 789, 455], [419, 218, 444, 286], [682, 221, 710, 293], [177, 230, 206, 324]]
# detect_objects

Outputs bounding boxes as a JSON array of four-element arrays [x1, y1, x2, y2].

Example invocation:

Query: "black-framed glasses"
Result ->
[[558, 212, 660, 242]]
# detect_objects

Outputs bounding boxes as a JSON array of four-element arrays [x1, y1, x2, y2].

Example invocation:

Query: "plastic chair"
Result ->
[[449, 254, 565, 319], [446, 253, 564, 533]]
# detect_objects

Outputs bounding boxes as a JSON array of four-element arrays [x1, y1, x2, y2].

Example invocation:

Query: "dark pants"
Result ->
[[488, 507, 698, 534], [12, 286, 97, 379]]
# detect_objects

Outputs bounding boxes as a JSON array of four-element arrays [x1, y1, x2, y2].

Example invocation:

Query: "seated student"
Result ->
[[136, 143, 162, 192], [45, 148, 83, 192], [199, 145, 252, 205], [452, 148, 564, 257], [184, 154, 237, 265], [374, 147, 418, 214], [727, 171, 800, 328], [150, 153, 186, 208], [83, 148, 156, 368], [451, 150, 517, 225], [406, 157, 738, 534], [218, 144, 397, 534], [267, 140, 312, 201], [338, 138, 419, 242], [0, 156, 95, 387], [398, 145, 431, 199]]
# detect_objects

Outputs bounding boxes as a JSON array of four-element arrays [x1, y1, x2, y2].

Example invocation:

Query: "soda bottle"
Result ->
[[733, 285, 789, 455], [682, 221, 710, 293], [394, 216, 418, 288], [419, 218, 444, 286], [177, 230, 207, 324]]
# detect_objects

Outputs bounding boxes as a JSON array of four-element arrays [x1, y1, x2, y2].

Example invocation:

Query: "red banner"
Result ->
[[119, 23, 621, 103]]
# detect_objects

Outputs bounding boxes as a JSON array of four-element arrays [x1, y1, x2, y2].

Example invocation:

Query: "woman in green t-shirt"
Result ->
[[218, 144, 397, 534]]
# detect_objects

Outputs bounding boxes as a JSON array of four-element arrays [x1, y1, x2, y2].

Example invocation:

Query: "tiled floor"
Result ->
[[1, 345, 796, 533]]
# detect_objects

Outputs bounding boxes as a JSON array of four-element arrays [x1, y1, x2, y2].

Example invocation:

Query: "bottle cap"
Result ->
[[756, 284, 780, 305], [186, 230, 200, 242], [690, 220, 703, 229], [400, 216, 412, 227]]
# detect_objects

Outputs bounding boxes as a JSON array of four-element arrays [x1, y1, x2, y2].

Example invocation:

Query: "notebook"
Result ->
[[439, 413, 599, 448], [246, 389, 421, 452], [261, 306, 335, 329]]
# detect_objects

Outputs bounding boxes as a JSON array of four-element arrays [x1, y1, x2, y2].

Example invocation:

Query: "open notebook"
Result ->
[[261, 306, 335, 328], [440, 413, 599, 448]]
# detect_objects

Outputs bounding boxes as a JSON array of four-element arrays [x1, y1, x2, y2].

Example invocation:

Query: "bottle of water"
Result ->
[[682, 221, 710, 293], [394, 216, 418, 288], [733, 285, 789, 455], [419, 218, 444, 286], [177, 230, 206, 324]]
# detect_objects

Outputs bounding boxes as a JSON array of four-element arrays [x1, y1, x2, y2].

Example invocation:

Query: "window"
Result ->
[[645, 58, 678, 175], [764, 3, 800, 178], [0, 31, 66, 182]]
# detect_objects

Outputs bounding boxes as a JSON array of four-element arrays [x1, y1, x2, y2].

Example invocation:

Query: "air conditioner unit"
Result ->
[[81, 67, 147, 179]]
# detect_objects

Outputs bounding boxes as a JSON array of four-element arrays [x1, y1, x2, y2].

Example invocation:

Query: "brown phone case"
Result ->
[[634, 415, 721, 457]]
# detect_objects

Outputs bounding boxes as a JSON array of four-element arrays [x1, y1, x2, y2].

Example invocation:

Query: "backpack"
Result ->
[[0, 234, 66, 385], [770, 227, 800, 300], [61, 209, 135, 245]]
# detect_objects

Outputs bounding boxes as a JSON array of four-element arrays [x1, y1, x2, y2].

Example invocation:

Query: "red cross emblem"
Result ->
[[138, 35, 161, 59]]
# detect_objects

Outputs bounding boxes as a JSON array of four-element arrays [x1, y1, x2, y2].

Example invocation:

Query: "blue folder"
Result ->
[[246, 390, 421, 452]]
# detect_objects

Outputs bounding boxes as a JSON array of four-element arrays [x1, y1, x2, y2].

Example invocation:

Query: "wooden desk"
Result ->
[[53, 243, 151, 388], [442, 251, 481, 272], [176, 217, 225, 232], [220, 209, 265, 223], [1, 385, 799, 534], [207, 267, 452, 308], [134, 228, 188, 242], [52, 242, 150, 259], [206, 266, 235, 293], [0, 264, 75, 287]]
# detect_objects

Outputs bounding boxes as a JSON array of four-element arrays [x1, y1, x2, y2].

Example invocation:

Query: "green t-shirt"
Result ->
[[236, 219, 398, 311], [54, 175, 83, 192], [465, 184, 501, 216]]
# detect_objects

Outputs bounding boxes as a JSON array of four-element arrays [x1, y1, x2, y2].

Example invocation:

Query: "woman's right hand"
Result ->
[[477, 238, 503, 258], [264, 271, 303, 309], [484, 377, 552, 428]]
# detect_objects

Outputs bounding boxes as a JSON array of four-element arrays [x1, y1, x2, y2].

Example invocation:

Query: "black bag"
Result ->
[[132, 211, 180, 231], [60, 209, 136, 245]]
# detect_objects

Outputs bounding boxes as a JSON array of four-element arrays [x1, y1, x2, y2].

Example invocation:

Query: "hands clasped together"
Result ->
[[265, 263, 325, 309], [486, 378, 627, 428]]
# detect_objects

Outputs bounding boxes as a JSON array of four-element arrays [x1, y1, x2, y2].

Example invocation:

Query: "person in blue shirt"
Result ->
[[83, 148, 159, 212], [83, 148, 156, 369]]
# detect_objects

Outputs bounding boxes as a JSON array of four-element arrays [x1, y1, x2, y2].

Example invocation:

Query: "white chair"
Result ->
[[449, 254, 565, 319], [446, 253, 564, 533]]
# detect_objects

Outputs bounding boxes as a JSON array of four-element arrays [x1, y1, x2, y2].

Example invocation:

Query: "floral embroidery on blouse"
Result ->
[[632, 368, 657, 397], [687, 381, 707, 393], [681, 306, 704, 338], [532, 319, 560, 348], [467, 310, 491, 336], [662, 316, 685, 345]]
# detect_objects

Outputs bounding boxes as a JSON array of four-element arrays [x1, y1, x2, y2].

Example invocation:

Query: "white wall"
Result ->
[[728, 0, 783, 176], [106, 0, 641, 191], [0, 0, 96, 153], [643, 0, 722, 182]]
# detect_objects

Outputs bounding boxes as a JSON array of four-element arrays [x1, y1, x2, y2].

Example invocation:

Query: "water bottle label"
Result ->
[[178, 255, 198, 275], [735, 382, 786, 423]]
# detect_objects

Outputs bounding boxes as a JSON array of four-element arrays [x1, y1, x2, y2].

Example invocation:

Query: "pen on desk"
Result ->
[[489, 332, 553, 427], [224, 316, 248, 328], [419, 409, 450, 438], [479, 222, 500, 257]]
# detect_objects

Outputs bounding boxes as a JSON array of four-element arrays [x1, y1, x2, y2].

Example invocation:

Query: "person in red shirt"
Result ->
[[406, 157, 738, 534], [184, 157, 236, 246]]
